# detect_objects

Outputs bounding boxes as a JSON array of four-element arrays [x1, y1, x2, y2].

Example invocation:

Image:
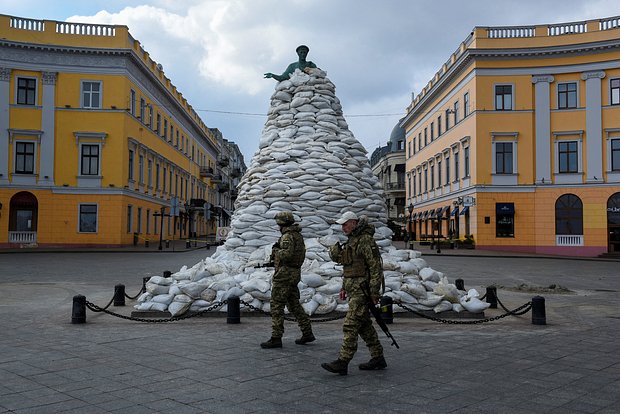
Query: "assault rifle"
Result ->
[[361, 284, 400, 349], [254, 261, 275, 269]]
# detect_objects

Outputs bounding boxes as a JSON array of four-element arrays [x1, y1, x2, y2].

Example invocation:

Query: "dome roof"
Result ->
[[389, 119, 405, 149]]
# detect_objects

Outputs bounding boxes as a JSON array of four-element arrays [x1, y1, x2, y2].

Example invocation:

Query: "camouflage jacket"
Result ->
[[329, 218, 383, 298], [271, 224, 306, 283]]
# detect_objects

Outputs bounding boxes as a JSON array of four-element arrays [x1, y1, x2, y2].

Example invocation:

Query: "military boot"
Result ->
[[321, 359, 348, 375], [295, 333, 316, 345], [260, 337, 282, 349], [358, 356, 387, 370]]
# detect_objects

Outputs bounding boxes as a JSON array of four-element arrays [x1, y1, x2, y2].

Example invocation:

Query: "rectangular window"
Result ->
[[146, 209, 151, 234], [15, 142, 35, 174], [163, 167, 167, 192], [130, 89, 136, 115], [454, 101, 459, 124], [495, 85, 513, 111], [445, 109, 450, 130], [137, 208, 142, 233], [424, 128, 428, 146], [80, 144, 99, 175], [454, 152, 460, 180], [430, 122, 435, 142], [82, 81, 101, 109], [611, 78, 620, 105], [176, 130, 180, 148], [128, 150, 134, 180], [418, 172, 422, 196], [496, 203, 515, 238], [496, 142, 513, 174], [148, 105, 153, 128], [464, 92, 470, 117], [163, 119, 168, 140], [140, 98, 145, 122], [430, 165, 435, 190], [464, 147, 470, 177], [424, 169, 428, 193], [79, 204, 98, 233], [558, 82, 577, 109], [612, 139, 620, 171], [17, 77, 36, 105], [408, 141, 412, 157], [558, 141, 578, 173], [156, 113, 161, 134], [438, 160, 442, 186], [139, 155, 144, 184], [445, 156, 450, 185], [147, 159, 153, 187], [127, 205, 133, 233], [156, 163, 160, 190], [411, 174, 415, 196], [170, 125, 174, 142], [418, 133, 421, 150], [437, 116, 442, 136]]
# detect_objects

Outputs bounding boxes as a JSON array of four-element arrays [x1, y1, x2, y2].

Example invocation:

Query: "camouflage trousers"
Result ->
[[270, 280, 312, 338], [338, 294, 383, 363]]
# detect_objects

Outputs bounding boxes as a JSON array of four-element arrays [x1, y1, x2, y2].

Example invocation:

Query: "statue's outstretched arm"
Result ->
[[264, 63, 296, 81]]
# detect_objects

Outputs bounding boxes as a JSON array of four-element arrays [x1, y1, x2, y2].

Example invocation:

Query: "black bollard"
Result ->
[[227, 296, 240, 324], [113, 284, 126, 306], [531, 296, 546, 325], [455, 278, 465, 291], [186, 239, 191, 249], [165, 240, 170, 248], [380, 296, 393, 324], [142, 276, 149, 293], [71, 295, 86, 324], [163, 270, 172, 278], [145, 240, 149, 248], [485, 286, 498, 309]]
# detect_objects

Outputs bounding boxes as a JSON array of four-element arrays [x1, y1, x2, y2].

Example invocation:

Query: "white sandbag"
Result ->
[[410, 258, 428, 272], [335, 303, 349, 312], [168, 301, 191, 316], [433, 281, 462, 304], [301, 272, 326, 287], [402, 282, 428, 299], [223, 286, 246, 301], [397, 261, 418, 275], [248, 290, 271, 301], [315, 296, 337, 314], [134, 301, 168, 312], [190, 270, 212, 282], [151, 294, 174, 305], [148, 276, 172, 286], [190, 299, 211, 308], [302, 299, 320, 315], [422, 281, 438, 291], [200, 288, 217, 302], [316, 282, 341, 295], [382, 259, 400, 271], [419, 267, 441, 282], [394, 290, 418, 304], [452, 303, 464, 313], [467, 288, 481, 299], [433, 300, 453, 313], [459, 296, 491, 313], [169, 284, 181, 296], [173, 294, 192, 303], [209, 276, 235, 291], [137, 292, 152, 302], [384, 279, 402, 291], [145, 282, 170, 295], [240, 278, 271, 293], [418, 293, 444, 307], [179, 280, 210, 299]]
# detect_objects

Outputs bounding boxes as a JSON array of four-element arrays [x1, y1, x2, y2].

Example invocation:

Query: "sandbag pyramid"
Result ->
[[136, 68, 490, 316]]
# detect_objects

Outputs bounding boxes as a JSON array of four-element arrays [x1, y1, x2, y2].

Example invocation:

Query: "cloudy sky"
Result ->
[[4, 0, 620, 161]]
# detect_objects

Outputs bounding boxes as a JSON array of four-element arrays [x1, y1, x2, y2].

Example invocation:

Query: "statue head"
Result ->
[[296, 44, 309, 59]]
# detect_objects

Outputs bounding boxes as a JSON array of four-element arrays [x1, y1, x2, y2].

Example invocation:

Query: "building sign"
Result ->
[[463, 196, 475, 207]]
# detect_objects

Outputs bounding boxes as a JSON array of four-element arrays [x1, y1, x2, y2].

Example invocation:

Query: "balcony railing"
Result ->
[[385, 182, 405, 191], [218, 182, 230, 193], [9, 231, 37, 244], [556, 235, 583, 246], [217, 156, 229, 167], [231, 167, 242, 178], [199, 166, 214, 177], [211, 174, 222, 183]]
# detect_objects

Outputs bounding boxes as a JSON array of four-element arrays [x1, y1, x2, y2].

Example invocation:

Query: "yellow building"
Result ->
[[0, 14, 232, 248], [402, 16, 620, 257]]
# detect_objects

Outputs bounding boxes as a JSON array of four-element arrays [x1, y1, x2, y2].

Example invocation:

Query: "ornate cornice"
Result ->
[[581, 70, 606, 80], [532, 75, 554, 84], [41, 71, 57, 85]]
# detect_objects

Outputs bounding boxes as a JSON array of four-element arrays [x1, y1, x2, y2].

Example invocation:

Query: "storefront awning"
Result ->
[[412, 212, 419, 220], [459, 206, 470, 215], [428, 209, 436, 219], [450, 207, 459, 216]]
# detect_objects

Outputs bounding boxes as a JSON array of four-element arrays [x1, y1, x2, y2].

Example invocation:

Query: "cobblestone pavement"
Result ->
[[1, 247, 619, 413]]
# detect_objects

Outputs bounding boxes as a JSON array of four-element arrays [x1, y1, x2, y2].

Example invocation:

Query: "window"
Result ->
[[418, 172, 422, 195], [127, 205, 133, 233], [176, 130, 180, 148], [438, 160, 442, 186], [137, 208, 142, 233], [418, 133, 421, 150], [495, 142, 513, 174], [147, 159, 152, 187], [495, 85, 513, 110], [163, 167, 167, 192], [445, 109, 451, 130], [17, 77, 36, 105], [130, 89, 136, 115], [445, 156, 450, 185], [82, 81, 101, 109], [558, 141, 578, 173], [170, 125, 174, 142], [15, 142, 35, 174], [163, 119, 168, 140], [454, 152, 460, 180], [558, 82, 577, 109], [156, 163, 160, 190], [555, 194, 583, 235], [398, 140, 404, 150], [128, 150, 134, 180], [146, 209, 151, 234], [148, 105, 153, 128], [79, 204, 98, 233], [408, 141, 412, 157], [453, 101, 459, 124], [139, 155, 144, 184], [464, 92, 470, 117], [424, 168, 428, 193], [140, 98, 145, 122], [430, 164, 435, 190], [611, 78, 620, 105], [430, 122, 435, 142], [424, 128, 428, 146], [496, 203, 515, 238], [156, 113, 161, 134], [612, 139, 620, 171], [80, 144, 99, 175], [437, 116, 442, 136], [464, 147, 470, 177]]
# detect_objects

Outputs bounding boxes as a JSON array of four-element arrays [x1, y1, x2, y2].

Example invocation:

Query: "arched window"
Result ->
[[555, 194, 583, 235]]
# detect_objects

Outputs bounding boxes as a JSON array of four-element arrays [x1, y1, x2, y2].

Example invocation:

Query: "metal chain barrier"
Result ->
[[85, 299, 227, 323], [396, 300, 532, 324], [124, 289, 144, 300], [240, 299, 347, 323]]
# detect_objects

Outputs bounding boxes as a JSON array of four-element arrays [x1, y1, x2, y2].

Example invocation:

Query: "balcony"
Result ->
[[200, 166, 214, 178], [190, 198, 207, 208], [231, 167, 242, 178], [211, 174, 222, 183], [9, 231, 37, 244], [217, 155, 229, 167], [385, 182, 405, 192], [556, 235, 583, 246], [218, 182, 230, 193]]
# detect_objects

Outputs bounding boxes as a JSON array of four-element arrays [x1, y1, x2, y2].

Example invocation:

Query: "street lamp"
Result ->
[[407, 203, 414, 249], [184, 202, 192, 248]]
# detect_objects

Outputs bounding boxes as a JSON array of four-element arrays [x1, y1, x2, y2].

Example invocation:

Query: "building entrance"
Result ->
[[607, 193, 620, 253]]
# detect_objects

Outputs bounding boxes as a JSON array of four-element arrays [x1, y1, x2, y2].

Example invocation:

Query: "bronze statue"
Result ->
[[264, 45, 317, 81]]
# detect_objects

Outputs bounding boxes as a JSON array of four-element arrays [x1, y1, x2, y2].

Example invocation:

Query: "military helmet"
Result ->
[[275, 211, 295, 226]]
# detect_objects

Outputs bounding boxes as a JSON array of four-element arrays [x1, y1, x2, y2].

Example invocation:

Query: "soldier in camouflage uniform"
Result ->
[[260, 211, 315, 349], [321, 211, 386, 375]]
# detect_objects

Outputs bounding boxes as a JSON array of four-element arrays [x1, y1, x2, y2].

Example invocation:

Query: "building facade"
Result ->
[[370, 122, 406, 239], [402, 15, 620, 256], [0, 14, 245, 248]]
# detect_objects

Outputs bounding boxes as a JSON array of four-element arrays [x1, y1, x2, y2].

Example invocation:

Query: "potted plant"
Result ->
[[462, 234, 475, 249]]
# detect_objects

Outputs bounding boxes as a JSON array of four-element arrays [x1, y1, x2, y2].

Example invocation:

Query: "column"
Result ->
[[532, 75, 554, 184], [0, 68, 10, 184], [581, 70, 605, 183], [39, 71, 57, 185]]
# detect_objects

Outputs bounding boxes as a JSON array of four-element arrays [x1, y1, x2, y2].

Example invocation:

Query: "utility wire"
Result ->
[[195, 108, 403, 118]]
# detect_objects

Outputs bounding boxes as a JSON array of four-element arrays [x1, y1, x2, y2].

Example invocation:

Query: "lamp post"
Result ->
[[152, 206, 170, 250], [407, 203, 414, 250], [184, 202, 192, 249]]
